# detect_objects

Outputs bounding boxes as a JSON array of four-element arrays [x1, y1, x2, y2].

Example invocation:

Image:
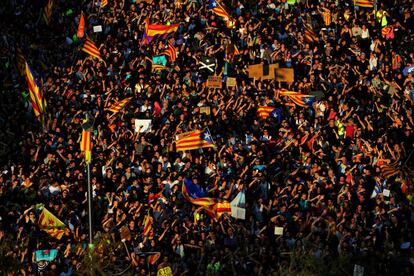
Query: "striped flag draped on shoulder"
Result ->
[[106, 97, 132, 114], [82, 38, 102, 60], [163, 42, 177, 62], [43, 0, 54, 25]]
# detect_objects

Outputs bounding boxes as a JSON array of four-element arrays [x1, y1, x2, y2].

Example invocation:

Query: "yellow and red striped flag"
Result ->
[[80, 130, 92, 163], [323, 10, 331, 26], [106, 97, 131, 114], [175, 129, 215, 152], [147, 252, 161, 265], [82, 38, 102, 60], [257, 106, 277, 119], [38, 207, 65, 240], [381, 26, 392, 37], [381, 161, 401, 179], [143, 212, 153, 237], [354, 0, 375, 8], [163, 42, 177, 62], [15, 47, 26, 76], [25, 62, 46, 119], [101, 0, 108, 8], [77, 12, 85, 39], [304, 24, 318, 43], [43, 0, 54, 25]]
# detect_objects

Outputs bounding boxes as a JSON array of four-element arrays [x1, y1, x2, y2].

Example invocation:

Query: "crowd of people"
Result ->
[[1, 0, 414, 275]]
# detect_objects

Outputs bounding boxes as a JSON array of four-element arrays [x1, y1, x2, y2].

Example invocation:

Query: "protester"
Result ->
[[0, 0, 414, 275]]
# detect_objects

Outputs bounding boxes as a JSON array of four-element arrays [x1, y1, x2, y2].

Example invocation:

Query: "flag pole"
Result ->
[[87, 161, 93, 247]]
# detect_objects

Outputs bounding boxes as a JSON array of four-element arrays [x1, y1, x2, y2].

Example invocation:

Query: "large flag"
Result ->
[[381, 161, 401, 179], [15, 46, 26, 76], [80, 130, 92, 163], [82, 38, 102, 60], [38, 208, 65, 239], [208, 0, 235, 28], [175, 129, 215, 151], [304, 24, 318, 44], [142, 19, 179, 45], [143, 212, 153, 237], [25, 62, 46, 119], [257, 106, 282, 121], [77, 12, 85, 39], [43, 0, 54, 25], [35, 249, 58, 262], [354, 0, 375, 8], [163, 42, 177, 62], [106, 97, 131, 114], [280, 91, 316, 107]]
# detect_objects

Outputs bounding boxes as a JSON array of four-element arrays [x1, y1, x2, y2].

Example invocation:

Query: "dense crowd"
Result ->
[[1, 0, 414, 275]]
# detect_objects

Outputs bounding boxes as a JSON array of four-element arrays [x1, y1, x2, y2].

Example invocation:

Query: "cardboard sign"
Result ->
[[134, 119, 152, 133], [274, 226, 284, 236], [200, 106, 211, 115], [207, 76, 222, 88], [93, 25, 102, 33], [247, 63, 279, 79], [274, 68, 294, 82], [226, 77, 237, 87], [383, 189, 390, 197], [231, 207, 246, 220]]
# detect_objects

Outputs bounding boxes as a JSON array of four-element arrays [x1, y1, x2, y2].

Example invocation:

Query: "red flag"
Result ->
[[77, 12, 85, 39]]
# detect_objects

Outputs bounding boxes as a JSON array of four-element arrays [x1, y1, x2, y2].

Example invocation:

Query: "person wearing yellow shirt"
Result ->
[[376, 8, 388, 27]]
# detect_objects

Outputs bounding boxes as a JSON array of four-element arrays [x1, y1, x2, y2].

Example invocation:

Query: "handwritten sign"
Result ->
[[274, 68, 294, 82], [274, 226, 284, 236], [207, 76, 222, 88], [226, 77, 237, 87]]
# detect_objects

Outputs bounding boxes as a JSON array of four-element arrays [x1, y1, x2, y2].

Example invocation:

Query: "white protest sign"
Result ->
[[134, 119, 152, 133], [383, 189, 390, 197], [231, 207, 246, 220], [274, 227, 284, 236], [93, 25, 103, 33]]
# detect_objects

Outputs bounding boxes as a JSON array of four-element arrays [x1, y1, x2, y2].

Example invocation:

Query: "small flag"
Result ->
[[257, 106, 281, 121], [147, 252, 161, 265], [143, 212, 153, 237], [151, 64, 167, 73], [163, 42, 177, 62], [25, 62, 46, 119], [106, 97, 131, 114], [176, 129, 215, 152], [323, 10, 331, 26], [77, 12, 85, 39], [354, 0, 375, 8], [82, 38, 102, 60], [304, 24, 318, 44], [101, 0, 108, 8], [43, 0, 54, 25], [35, 249, 58, 262], [38, 207, 65, 239], [80, 130, 92, 163], [142, 19, 179, 45]]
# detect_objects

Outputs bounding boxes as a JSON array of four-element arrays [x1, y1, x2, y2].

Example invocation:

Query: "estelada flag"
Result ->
[[163, 42, 177, 62], [38, 207, 65, 239], [106, 97, 131, 114], [77, 12, 85, 39], [175, 129, 215, 152]]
